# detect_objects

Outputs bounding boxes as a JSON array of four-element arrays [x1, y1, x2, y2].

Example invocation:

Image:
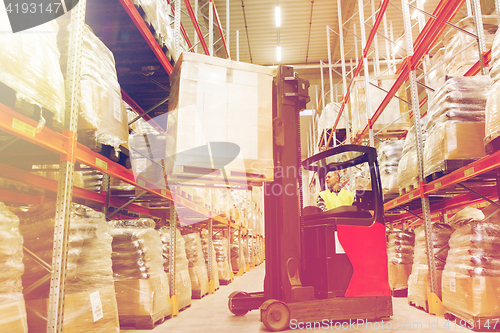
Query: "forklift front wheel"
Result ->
[[228, 291, 250, 316], [260, 300, 290, 332]]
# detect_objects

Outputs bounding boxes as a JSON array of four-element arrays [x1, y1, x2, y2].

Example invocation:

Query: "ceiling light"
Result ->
[[277, 46, 281, 62], [275, 7, 281, 27]]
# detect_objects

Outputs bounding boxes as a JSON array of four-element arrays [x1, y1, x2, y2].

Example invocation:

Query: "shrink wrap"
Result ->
[[378, 140, 404, 194], [0, 9, 65, 124], [213, 236, 233, 282], [387, 230, 415, 291], [183, 232, 209, 298], [201, 230, 219, 290]]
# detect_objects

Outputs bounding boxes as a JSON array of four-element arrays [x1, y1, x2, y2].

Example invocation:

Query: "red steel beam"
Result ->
[[211, 0, 230, 58], [464, 49, 492, 76], [184, 0, 211, 55], [0, 188, 45, 205], [118, 0, 174, 75]]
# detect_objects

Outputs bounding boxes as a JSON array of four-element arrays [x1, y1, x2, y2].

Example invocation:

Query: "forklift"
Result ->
[[228, 66, 392, 331]]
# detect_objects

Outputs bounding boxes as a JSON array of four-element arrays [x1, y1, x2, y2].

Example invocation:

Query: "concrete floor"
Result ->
[[127, 264, 470, 333]]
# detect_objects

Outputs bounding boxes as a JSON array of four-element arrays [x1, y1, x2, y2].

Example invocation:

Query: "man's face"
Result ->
[[325, 171, 339, 188]]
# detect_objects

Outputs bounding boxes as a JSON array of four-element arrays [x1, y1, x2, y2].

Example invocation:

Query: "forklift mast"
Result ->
[[264, 66, 310, 302]]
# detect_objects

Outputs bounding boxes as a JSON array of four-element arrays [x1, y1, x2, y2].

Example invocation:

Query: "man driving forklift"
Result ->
[[317, 170, 355, 210]]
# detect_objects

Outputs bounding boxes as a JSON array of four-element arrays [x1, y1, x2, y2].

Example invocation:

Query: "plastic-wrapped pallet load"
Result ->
[[18, 202, 119, 333], [183, 232, 209, 298], [0, 202, 27, 332], [397, 118, 428, 195], [442, 211, 500, 321], [201, 230, 220, 291], [443, 16, 497, 76], [490, 28, 500, 84], [0, 9, 65, 125], [158, 227, 192, 311], [231, 235, 245, 273], [110, 219, 171, 328], [423, 76, 490, 178], [407, 223, 453, 311], [58, 24, 128, 151], [213, 235, 233, 284], [350, 77, 411, 138], [378, 140, 404, 195], [387, 230, 415, 293], [166, 53, 274, 184]]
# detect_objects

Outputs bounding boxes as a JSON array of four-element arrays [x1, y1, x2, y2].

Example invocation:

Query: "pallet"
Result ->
[[78, 130, 131, 169], [444, 312, 500, 331], [219, 279, 232, 286], [391, 288, 408, 297], [424, 159, 478, 183], [179, 304, 191, 313], [399, 183, 417, 196], [486, 135, 500, 155], [409, 300, 428, 313], [192, 291, 208, 299], [0, 82, 63, 132], [119, 314, 169, 330]]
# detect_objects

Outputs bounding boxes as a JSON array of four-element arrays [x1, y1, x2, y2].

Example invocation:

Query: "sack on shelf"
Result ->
[[423, 76, 490, 178], [230, 235, 246, 273], [378, 140, 404, 195], [0, 10, 65, 125], [18, 202, 119, 333], [387, 230, 415, 291], [442, 218, 500, 319], [447, 207, 485, 230], [158, 227, 192, 311], [110, 219, 171, 325], [483, 80, 500, 149], [201, 230, 220, 291], [407, 223, 453, 310], [213, 236, 233, 282], [166, 52, 275, 184], [0, 202, 27, 333], [58, 24, 128, 150], [183, 232, 209, 298]]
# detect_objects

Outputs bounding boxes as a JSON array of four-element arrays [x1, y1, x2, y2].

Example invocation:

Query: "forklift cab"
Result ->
[[301, 144, 389, 299]]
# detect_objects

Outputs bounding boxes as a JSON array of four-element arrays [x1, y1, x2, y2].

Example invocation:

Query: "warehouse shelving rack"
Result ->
[[312, 0, 499, 313], [0, 0, 264, 331]]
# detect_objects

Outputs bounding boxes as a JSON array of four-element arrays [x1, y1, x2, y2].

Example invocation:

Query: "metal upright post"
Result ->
[[417, 0, 431, 90], [169, 204, 177, 313], [382, 7, 392, 74], [47, 1, 86, 332], [195, 0, 199, 53], [496, 0, 500, 27], [209, 0, 214, 56], [401, 0, 438, 306], [238, 228, 242, 272], [326, 26, 336, 147], [236, 30, 240, 61], [358, 0, 375, 147], [337, 0, 350, 144], [370, 0, 381, 76], [226, 0, 230, 57], [471, 0, 488, 75], [174, 0, 181, 54], [227, 225, 231, 277], [208, 218, 214, 291], [102, 174, 110, 218]]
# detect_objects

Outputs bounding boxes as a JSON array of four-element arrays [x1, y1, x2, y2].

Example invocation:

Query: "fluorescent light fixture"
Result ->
[[277, 46, 281, 62], [275, 7, 281, 27]]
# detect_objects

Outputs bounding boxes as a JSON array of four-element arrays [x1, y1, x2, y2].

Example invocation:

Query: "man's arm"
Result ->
[[317, 195, 326, 211]]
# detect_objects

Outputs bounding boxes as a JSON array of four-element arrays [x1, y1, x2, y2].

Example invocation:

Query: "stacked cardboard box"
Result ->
[[183, 233, 209, 298], [110, 219, 171, 327], [158, 227, 192, 311], [387, 230, 415, 293], [407, 223, 453, 311], [0, 202, 27, 333], [19, 203, 119, 332], [166, 52, 274, 184]]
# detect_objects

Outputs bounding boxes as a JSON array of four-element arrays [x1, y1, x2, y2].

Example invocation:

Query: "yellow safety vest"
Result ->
[[319, 188, 355, 210]]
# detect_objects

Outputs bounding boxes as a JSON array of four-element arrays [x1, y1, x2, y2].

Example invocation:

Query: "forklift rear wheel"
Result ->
[[228, 291, 250, 316], [261, 301, 290, 332]]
